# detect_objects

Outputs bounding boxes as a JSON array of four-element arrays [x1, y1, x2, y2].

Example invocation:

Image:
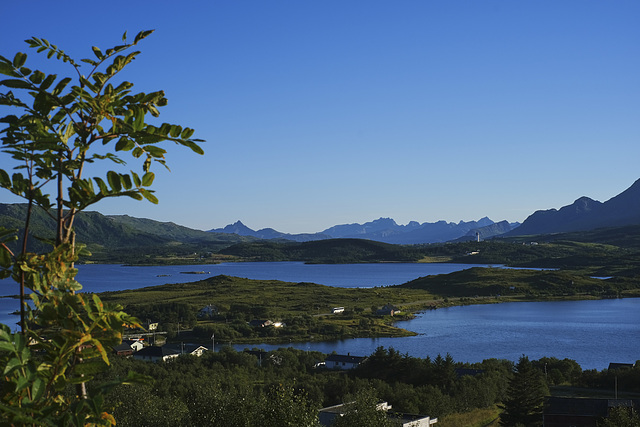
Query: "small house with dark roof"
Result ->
[[376, 304, 401, 316], [543, 396, 640, 427], [133, 345, 180, 362], [112, 339, 144, 356], [608, 362, 635, 370], [113, 342, 134, 357], [324, 354, 366, 370]]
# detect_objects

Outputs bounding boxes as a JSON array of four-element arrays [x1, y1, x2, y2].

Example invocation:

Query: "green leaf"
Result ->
[[107, 171, 122, 192], [0, 341, 16, 353], [0, 245, 12, 268], [51, 77, 71, 96], [131, 171, 141, 187], [141, 172, 154, 186], [0, 59, 20, 77], [40, 73, 57, 90], [133, 106, 144, 131], [131, 147, 143, 158], [139, 188, 158, 204], [94, 177, 109, 194], [28, 70, 45, 84], [3, 357, 21, 375], [12, 52, 27, 68], [0, 79, 31, 89], [144, 145, 166, 158], [183, 140, 205, 155], [134, 29, 155, 44], [115, 137, 135, 152], [169, 125, 181, 138], [0, 169, 10, 187], [31, 378, 45, 401], [180, 128, 195, 139], [121, 174, 133, 190], [91, 46, 103, 59]]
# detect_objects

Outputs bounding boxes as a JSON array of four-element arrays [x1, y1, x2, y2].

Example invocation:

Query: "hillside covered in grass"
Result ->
[[397, 267, 640, 299], [0, 203, 252, 262]]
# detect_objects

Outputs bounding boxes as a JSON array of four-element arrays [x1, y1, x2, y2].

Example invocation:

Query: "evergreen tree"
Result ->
[[499, 355, 548, 427]]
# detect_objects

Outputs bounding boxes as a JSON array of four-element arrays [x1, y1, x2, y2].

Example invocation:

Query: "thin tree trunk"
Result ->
[[19, 198, 34, 334]]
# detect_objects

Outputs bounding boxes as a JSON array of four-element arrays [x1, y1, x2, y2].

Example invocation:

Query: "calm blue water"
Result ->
[[234, 298, 640, 370], [1, 262, 637, 370], [0, 261, 497, 297]]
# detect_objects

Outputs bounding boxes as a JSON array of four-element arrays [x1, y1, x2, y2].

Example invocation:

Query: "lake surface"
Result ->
[[0, 262, 637, 370], [0, 261, 496, 297], [233, 298, 640, 370]]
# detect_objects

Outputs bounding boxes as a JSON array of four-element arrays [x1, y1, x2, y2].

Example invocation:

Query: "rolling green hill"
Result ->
[[0, 203, 252, 263], [398, 266, 639, 299], [218, 238, 426, 263]]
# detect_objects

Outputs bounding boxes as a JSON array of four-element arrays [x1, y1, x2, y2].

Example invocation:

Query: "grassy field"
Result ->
[[437, 406, 501, 427], [100, 274, 437, 317]]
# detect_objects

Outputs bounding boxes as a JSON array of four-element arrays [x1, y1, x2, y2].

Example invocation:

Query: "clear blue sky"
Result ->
[[1, 1, 638, 233]]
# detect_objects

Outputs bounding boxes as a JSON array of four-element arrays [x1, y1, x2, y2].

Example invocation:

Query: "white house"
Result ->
[[181, 344, 208, 357], [318, 401, 437, 427], [324, 354, 366, 370], [123, 339, 144, 352]]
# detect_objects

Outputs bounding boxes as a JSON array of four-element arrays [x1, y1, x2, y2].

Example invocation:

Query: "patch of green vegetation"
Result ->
[[100, 275, 436, 344], [438, 405, 500, 427], [398, 267, 640, 299], [219, 238, 426, 263]]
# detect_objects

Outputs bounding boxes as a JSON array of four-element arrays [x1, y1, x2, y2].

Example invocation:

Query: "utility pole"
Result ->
[[211, 332, 215, 352]]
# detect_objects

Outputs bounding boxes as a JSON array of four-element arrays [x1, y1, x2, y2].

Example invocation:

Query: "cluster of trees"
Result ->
[[87, 347, 640, 426], [94, 346, 510, 426]]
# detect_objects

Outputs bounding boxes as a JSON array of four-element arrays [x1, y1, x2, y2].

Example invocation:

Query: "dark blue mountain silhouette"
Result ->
[[508, 178, 640, 235]]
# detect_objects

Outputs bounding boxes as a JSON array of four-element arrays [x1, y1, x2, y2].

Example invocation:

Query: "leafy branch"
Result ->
[[0, 30, 204, 425]]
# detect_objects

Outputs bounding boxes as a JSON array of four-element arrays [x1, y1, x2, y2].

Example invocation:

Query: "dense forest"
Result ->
[[93, 346, 640, 426]]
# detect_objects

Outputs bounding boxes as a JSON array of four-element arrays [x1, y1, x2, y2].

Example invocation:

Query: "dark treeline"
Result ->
[[92, 346, 640, 426]]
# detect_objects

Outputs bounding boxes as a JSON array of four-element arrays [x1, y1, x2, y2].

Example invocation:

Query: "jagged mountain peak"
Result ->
[[210, 221, 256, 236], [510, 178, 640, 236], [210, 216, 515, 244]]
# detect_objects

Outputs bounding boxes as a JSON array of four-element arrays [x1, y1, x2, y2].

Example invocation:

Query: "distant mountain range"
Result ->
[[3, 178, 640, 253], [211, 178, 640, 243], [506, 178, 640, 236], [209, 217, 520, 244]]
